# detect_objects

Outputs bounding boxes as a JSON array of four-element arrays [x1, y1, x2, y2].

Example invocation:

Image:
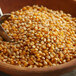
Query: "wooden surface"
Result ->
[[0, 71, 9, 76], [0, 70, 76, 76]]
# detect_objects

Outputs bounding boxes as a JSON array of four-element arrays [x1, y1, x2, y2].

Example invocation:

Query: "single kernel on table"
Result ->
[[0, 5, 76, 68]]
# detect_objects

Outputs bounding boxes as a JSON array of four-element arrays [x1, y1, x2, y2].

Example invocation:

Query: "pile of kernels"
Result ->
[[0, 5, 76, 68]]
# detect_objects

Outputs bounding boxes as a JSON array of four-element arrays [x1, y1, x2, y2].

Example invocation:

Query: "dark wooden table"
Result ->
[[0, 70, 76, 76], [0, 72, 10, 76]]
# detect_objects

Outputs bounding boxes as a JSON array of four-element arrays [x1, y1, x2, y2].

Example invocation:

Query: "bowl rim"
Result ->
[[0, 59, 76, 73]]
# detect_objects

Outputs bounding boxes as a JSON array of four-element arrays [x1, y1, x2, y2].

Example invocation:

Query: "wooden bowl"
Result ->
[[0, 0, 76, 76]]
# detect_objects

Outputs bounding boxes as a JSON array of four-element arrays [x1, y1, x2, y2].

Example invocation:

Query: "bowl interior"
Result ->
[[0, 0, 76, 17]]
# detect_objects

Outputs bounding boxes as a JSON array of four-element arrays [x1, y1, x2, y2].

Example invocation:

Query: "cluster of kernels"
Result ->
[[0, 5, 76, 68]]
